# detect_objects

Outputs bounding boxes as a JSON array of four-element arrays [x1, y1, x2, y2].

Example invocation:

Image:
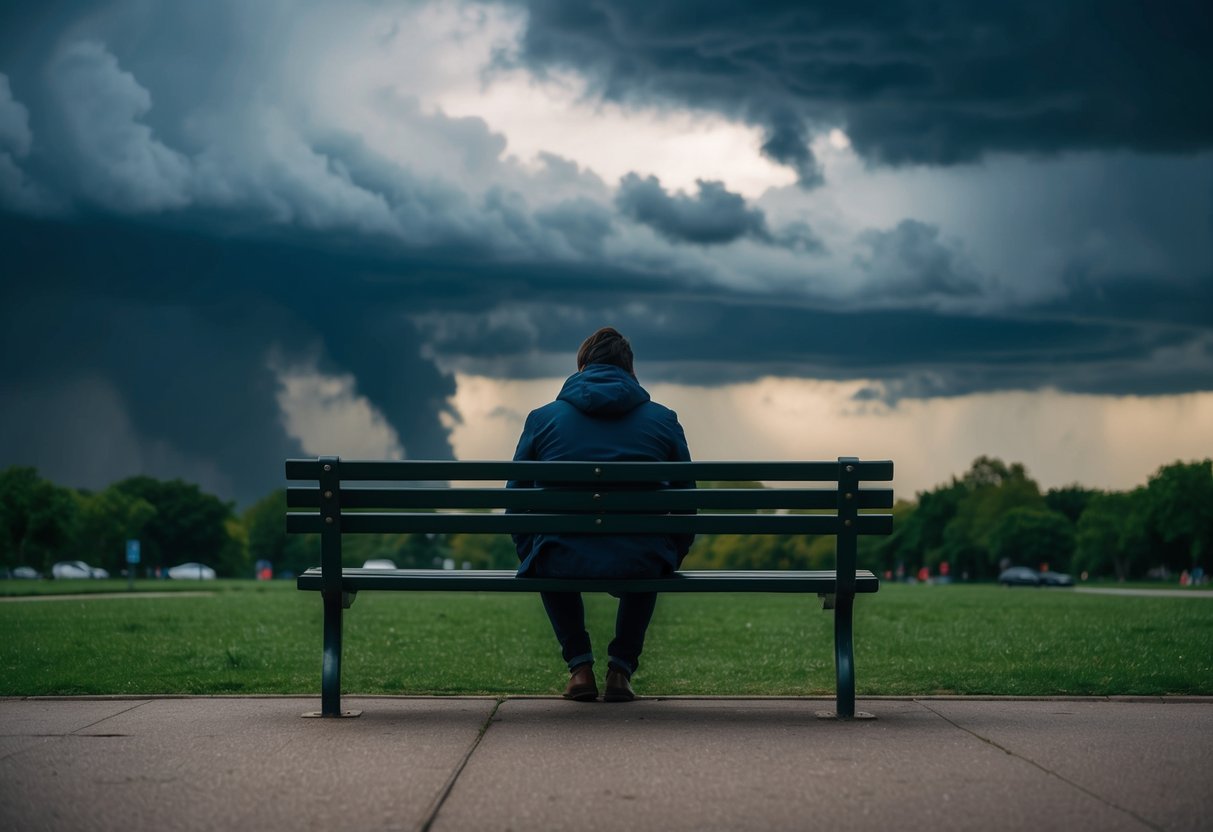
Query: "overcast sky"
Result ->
[[2, 0, 1210, 505]]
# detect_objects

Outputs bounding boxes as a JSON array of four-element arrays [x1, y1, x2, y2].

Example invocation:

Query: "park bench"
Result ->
[[287, 456, 893, 719]]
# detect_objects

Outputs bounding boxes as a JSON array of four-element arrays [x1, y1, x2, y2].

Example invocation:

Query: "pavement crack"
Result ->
[[917, 701, 1165, 832], [70, 700, 152, 735], [0, 701, 146, 763], [0, 701, 150, 762], [418, 697, 503, 832]]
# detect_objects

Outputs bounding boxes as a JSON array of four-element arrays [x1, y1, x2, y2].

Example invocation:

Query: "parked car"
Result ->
[[10, 566, 41, 579], [166, 562, 216, 580], [51, 560, 109, 579], [998, 567, 1075, 587], [998, 566, 1041, 587], [1040, 570, 1075, 587], [362, 559, 396, 570]]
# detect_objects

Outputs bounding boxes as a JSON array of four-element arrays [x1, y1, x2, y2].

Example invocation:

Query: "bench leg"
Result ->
[[817, 594, 874, 721], [833, 593, 856, 718], [303, 590, 361, 718]]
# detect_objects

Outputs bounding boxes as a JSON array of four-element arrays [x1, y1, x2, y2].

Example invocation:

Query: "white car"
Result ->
[[166, 562, 217, 580], [51, 561, 109, 579], [362, 559, 397, 570]]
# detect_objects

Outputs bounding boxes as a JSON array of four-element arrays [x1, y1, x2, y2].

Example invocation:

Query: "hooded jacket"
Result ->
[[509, 363, 694, 578]]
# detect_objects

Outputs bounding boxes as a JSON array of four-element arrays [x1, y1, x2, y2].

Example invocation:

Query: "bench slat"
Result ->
[[286, 459, 894, 483], [286, 511, 893, 536], [296, 567, 880, 594], [286, 486, 895, 511]]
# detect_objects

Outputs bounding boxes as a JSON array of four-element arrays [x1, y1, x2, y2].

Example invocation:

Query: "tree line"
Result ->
[[682, 456, 1211, 581], [872, 456, 1211, 580], [0, 469, 520, 578], [1, 456, 1209, 580]]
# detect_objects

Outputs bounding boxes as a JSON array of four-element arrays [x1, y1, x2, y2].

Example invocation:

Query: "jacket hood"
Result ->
[[557, 363, 651, 417]]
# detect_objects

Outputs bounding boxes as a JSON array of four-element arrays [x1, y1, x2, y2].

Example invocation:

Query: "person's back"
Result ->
[[511, 361, 693, 579], [509, 327, 693, 702]]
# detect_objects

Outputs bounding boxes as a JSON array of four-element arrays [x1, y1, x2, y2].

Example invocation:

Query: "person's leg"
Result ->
[[606, 592, 658, 676], [541, 591, 598, 701], [540, 591, 594, 671]]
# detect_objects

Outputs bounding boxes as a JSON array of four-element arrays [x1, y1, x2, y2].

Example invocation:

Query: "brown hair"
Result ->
[[576, 327, 635, 375]]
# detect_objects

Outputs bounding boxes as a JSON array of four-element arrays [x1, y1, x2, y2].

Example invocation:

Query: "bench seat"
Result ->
[[297, 567, 881, 594]]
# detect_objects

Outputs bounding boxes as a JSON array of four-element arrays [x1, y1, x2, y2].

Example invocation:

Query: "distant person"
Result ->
[[508, 327, 694, 702]]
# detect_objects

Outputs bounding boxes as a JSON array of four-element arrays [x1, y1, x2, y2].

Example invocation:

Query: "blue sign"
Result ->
[[126, 539, 141, 565]]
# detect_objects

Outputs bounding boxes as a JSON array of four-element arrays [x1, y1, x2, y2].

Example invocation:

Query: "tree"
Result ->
[[1045, 485, 1099, 525], [874, 457, 1051, 579], [894, 484, 964, 571], [1073, 490, 1150, 580], [959, 456, 1021, 490], [871, 498, 926, 575], [988, 507, 1076, 573], [69, 487, 156, 575], [389, 533, 451, 568], [939, 457, 1046, 576], [1141, 460, 1213, 572], [682, 534, 736, 569], [938, 519, 988, 578], [243, 489, 317, 577], [0, 466, 79, 572], [448, 533, 519, 569], [219, 516, 250, 578], [112, 476, 236, 575]]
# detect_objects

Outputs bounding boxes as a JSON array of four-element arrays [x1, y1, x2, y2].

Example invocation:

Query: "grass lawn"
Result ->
[[1, 581, 1210, 697]]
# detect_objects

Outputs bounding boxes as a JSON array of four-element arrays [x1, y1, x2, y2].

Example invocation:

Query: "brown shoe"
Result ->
[[563, 663, 598, 702], [604, 666, 635, 702]]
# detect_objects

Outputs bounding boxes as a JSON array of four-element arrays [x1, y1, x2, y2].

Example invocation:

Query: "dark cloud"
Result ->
[[758, 109, 823, 188], [510, 0, 1213, 176], [0, 72, 52, 212], [535, 198, 615, 255], [855, 220, 982, 299], [615, 173, 825, 250], [413, 257, 1213, 399], [616, 174, 771, 245], [4, 206, 1211, 502], [0, 74, 31, 155], [447, 290, 1213, 404], [44, 40, 192, 212], [772, 221, 825, 254], [0, 215, 457, 505], [1047, 264, 1213, 330], [0, 27, 528, 251]]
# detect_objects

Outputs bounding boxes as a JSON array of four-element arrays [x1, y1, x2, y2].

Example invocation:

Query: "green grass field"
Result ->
[[2, 581, 1210, 697]]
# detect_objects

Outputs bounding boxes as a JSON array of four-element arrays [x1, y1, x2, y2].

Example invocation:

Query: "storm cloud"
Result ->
[[855, 220, 983, 300], [616, 174, 772, 245], [0, 0, 1210, 504], [510, 1, 1213, 175]]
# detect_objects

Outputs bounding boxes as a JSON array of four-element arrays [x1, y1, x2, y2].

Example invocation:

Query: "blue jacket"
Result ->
[[509, 363, 695, 578]]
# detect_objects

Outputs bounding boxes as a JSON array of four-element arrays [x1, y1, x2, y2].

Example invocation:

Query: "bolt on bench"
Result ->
[[287, 456, 893, 719]]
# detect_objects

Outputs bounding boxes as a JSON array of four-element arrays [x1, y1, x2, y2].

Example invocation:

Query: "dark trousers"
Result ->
[[540, 591, 658, 676]]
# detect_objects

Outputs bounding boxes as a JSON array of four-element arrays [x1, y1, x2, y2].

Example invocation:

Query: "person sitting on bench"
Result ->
[[508, 327, 695, 703]]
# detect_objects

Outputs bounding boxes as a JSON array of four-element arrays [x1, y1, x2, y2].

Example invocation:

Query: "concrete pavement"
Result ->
[[2, 696, 1210, 831]]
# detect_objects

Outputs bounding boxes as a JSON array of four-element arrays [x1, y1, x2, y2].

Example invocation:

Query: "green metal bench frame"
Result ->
[[287, 456, 893, 719]]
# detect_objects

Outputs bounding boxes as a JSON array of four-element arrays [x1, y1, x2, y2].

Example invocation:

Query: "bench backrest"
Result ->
[[285, 456, 894, 592]]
